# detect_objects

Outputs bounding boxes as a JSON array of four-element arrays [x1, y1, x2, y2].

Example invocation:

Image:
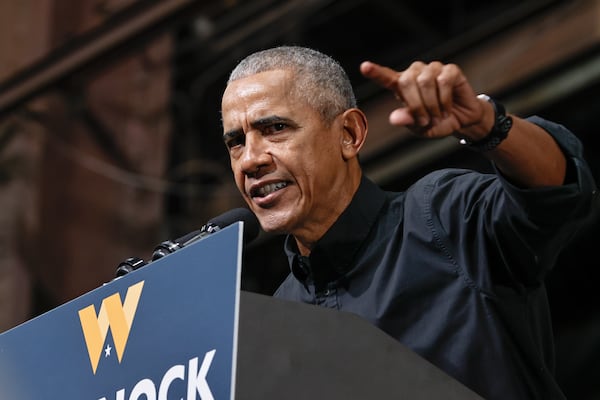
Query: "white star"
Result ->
[[104, 344, 112, 357]]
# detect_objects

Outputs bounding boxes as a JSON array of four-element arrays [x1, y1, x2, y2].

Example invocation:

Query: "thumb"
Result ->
[[389, 108, 415, 126]]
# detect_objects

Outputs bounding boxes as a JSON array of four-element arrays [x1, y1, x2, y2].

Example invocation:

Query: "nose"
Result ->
[[239, 132, 272, 177]]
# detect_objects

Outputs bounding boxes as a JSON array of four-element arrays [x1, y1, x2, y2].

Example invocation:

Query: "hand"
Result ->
[[360, 60, 487, 139]]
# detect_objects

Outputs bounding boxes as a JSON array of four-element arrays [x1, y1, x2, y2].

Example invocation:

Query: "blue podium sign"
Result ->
[[0, 222, 244, 400]]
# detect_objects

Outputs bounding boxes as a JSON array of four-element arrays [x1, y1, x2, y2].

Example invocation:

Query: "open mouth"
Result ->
[[250, 181, 289, 198]]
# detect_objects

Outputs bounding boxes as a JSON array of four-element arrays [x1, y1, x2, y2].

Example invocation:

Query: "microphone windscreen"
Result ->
[[208, 207, 260, 244]]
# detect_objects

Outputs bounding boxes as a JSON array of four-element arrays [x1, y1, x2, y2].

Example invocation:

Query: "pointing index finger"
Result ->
[[360, 61, 401, 92]]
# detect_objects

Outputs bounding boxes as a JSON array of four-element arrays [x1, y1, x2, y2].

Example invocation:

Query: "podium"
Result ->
[[0, 223, 482, 399]]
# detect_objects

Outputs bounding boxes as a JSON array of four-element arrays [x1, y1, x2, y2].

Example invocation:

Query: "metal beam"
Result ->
[[0, 0, 213, 118]]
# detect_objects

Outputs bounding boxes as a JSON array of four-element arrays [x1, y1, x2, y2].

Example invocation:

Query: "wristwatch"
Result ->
[[459, 94, 513, 152]]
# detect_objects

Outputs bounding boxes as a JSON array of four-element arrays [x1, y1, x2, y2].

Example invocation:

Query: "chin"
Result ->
[[255, 209, 296, 234]]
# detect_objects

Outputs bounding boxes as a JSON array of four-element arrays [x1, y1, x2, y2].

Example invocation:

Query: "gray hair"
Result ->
[[227, 46, 357, 124]]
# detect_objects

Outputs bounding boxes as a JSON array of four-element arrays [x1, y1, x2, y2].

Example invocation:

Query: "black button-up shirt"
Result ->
[[274, 116, 597, 400]]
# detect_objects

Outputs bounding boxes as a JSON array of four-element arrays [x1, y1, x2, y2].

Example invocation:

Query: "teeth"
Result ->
[[255, 182, 288, 197]]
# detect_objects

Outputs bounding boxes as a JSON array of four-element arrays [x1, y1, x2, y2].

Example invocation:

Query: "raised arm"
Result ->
[[360, 60, 566, 188]]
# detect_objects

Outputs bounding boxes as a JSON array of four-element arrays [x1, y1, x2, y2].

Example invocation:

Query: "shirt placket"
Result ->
[[315, 283, 339, 309]]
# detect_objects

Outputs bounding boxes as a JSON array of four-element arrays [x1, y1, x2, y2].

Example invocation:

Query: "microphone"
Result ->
[[112, 208, 259, 279], [151, 207, 260, 261], [114, 256, 148, 277]]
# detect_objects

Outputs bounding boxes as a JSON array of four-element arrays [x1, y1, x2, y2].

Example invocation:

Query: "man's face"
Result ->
[[221, 69, 349, 238]]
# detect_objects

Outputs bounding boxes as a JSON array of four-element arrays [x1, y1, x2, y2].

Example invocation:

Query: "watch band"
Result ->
[[459, 94, 513, 152]]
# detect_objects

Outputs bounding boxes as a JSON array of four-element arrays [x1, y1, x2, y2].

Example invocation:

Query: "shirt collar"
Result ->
[[284, 175, 387, 292]]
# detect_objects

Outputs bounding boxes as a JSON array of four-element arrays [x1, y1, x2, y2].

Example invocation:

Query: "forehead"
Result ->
[[221, 70, 300, 122], [224, 69, 295, 101]]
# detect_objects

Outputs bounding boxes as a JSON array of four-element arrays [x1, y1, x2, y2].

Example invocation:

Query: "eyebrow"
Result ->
[[222, 115, 294, 142]]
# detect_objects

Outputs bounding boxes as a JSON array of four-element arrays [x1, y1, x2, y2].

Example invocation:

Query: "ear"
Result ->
[[340, 108, 368, 160]]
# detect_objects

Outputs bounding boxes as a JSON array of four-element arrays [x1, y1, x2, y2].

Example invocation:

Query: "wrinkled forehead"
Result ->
[[223, 68, 297, 99], [221, 69, 302, 126]]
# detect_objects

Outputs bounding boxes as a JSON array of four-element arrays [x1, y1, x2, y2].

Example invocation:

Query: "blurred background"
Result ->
[[0, 0, 598, 397]]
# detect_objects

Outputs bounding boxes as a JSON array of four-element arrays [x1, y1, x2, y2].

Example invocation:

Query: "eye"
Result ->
[[273, 122, 287, 131], [225, 132, 245, 149], [264, 122, 288, 135]]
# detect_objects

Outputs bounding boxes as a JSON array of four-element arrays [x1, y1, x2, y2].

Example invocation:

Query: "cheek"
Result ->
[[230, 161, 245, 191], [301, 141, 340, 176], [293, 157, 326, 195]]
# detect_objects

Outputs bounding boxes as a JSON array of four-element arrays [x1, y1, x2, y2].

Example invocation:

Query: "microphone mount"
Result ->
[[114, 256, 148, 278], [112, 207, 260, 279]]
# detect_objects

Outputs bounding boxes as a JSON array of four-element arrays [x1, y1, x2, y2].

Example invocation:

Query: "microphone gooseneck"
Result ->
[[114, 207, 259, 278], [151, 207, 259, 261]]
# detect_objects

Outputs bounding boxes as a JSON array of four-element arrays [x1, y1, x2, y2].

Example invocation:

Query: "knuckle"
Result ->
[[436, 75, 450, 87], [397, 74, 412, 89], [416, 74, 434, 87], [409, 60, 425, 69]]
